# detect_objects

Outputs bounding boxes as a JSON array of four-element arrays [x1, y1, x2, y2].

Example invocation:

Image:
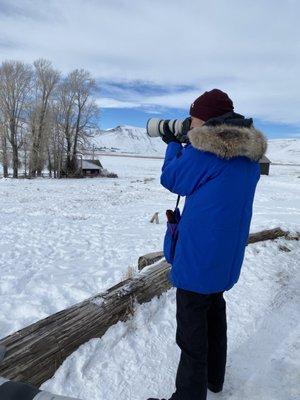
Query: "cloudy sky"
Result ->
[[0, 0, 299, 137]]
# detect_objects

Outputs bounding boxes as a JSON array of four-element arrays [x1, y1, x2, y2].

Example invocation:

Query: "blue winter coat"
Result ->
[[161, 121, 267, 294]]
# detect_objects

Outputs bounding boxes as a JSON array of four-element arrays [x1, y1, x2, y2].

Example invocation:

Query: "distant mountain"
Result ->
[[89, 125, 300, 164], [266, 138, 300, 164], [90, 125, 165, 156]]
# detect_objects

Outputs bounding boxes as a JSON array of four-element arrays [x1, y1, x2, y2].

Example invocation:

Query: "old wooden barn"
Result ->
[[259, 155, 271, 175], [81, 159, 103, 177]]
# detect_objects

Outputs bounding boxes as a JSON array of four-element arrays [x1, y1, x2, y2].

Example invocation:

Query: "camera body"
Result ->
[[146, 117, 191, 143]]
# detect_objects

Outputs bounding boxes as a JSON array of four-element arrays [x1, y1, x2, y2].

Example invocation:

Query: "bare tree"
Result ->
[[0, 61, 32, 178], [29, 59, 60, 177], [21, 126, 31, 177], [0, 119, 9, 178], [45, 107, 64, 178], [56, 69, 99, 176]]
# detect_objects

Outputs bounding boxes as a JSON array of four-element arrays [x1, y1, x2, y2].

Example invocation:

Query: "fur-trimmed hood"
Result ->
[[188, 124, 267, 162]]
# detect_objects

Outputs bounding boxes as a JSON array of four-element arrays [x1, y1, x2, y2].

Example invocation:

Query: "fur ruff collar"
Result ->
[[188, 124, 267, 161]]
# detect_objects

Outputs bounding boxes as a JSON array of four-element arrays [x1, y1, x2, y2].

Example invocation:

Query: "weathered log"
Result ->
[[247, 227, 299, 243], [138, 227, 299, 270], [0, 260, 170, 388], [0, 227, 298, 388], [138, 251, 164, 270]]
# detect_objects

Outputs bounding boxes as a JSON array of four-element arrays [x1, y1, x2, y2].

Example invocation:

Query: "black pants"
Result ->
[[172, 288, 227, 400]]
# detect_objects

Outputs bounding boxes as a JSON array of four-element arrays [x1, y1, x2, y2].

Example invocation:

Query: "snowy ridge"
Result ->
[[90, 125, 165, 155], [91, 125, 300, 163], [266, 138, 300, 164]]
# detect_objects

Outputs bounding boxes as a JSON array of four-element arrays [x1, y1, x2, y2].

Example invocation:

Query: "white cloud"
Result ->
[[97, 90, 201, 110], [96, 98, 141, 108], [0, 0, 299, 124]]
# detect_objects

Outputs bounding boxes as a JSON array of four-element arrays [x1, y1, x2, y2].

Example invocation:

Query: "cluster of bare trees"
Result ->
[[0, 59, 100, 178]]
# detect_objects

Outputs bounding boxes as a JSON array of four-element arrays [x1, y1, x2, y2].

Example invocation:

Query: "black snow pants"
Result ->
[[171, 288, 227, 400]]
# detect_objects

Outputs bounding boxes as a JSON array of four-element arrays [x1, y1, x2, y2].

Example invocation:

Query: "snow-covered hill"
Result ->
[[90, 125, 165, 155], [266, 138, 300, 164], [91, 125, 300, 164]]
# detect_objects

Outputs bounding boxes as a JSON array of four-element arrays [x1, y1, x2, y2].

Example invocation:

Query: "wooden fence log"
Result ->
[[0, 227, 298, 387], [247, 227, 299, 243], [0, 261, 170, 387], [138, 227, 299, 270], [138, 251, 164, 270]]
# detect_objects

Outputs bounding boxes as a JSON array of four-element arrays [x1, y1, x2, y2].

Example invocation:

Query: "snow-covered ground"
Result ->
[[0, 157, 169, 337], [1, 151, 300, 400]]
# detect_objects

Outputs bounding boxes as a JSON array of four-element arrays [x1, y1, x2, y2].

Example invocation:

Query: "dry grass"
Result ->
[[122, 265, 136, 281]]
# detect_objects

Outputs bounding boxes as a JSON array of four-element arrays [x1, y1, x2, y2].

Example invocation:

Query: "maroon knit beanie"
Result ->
[[190, 89, 234, 121]]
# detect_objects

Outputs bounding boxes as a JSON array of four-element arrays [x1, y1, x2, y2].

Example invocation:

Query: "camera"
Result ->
[[146, 117, 191, 143]]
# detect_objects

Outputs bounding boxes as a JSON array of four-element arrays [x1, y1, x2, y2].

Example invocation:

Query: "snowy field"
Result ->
[[1, 155, 300, 400]]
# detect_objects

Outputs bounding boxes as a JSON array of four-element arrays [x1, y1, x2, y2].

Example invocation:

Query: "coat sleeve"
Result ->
[[160, 142, 216, 196]]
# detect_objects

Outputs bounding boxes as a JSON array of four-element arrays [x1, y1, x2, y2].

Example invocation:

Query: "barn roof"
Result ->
[[82, 159, 102, 170], [259, 155, 271, 163]]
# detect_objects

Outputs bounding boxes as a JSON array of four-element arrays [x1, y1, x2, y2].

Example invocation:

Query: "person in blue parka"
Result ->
[[148, 89, 267, 400]]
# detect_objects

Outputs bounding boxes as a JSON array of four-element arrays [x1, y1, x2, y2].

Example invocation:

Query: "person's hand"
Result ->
[[161, 121, 180, 144]]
